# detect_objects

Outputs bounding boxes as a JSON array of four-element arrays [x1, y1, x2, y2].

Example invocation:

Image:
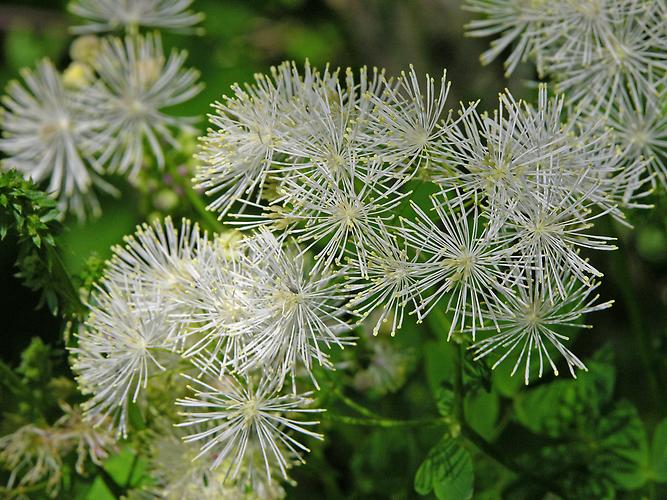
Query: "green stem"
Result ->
[[167, 163, 223, 234], [607, 232, 662, 407], [326, 413, 450, 428], [452, 345, 564, 497], [0, 481, 49, 497], [331, 386, 382, 419]]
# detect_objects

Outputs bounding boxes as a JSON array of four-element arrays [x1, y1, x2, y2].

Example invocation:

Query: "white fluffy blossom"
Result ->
[[604, 90, 667, 185], [82, 33, 202, 179], [466, 0, 667, 111], [230, 231, 354, 387], [72, 281, 178, 437], [0, 59, 112, 219], [399, 192, 514, 339], [72, 218, 204, 436], [177, 373, 323, 481], [174, 230, 354, 388], [471, 274, 613, 384], [103, 216, 204, 305], [464, 0, 548, 75], [434, 85, 652, 221], [347, 223, 423, 337], [147, 424, 286, 500], [549, 2, 667, 111], [69, 0, 204, 34], [195, 63, 452, 222]]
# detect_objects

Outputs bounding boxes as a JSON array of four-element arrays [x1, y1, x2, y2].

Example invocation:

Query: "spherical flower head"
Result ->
[[176, 373, 323, 484], [605, 89, 667, 186], [549, 1, 667, 111], [233, 230, 355, 388], [465, 0, 652, 79], [195, 70, 290, 218], [0, 59, 111, 220], [104, 216, 205, 306], [347, 222, 423, 337], [70, 217, 208, 436], [0, 425, 63, 495], [464, 0, 551, 75], [175, 229, 354, 387], [0, 403, 116, 496], [272, 157, 410, 277], [72, 280, 180, 438], [399, 191, 515, 340], [471, 274, 613, 384], [195, 61, 437, 222], [147, 425, 261, 500], [171, 233, 256, 375], [83, 33, 203, 179], [357, 66, 453, 168], [68, 0, 204, 35]]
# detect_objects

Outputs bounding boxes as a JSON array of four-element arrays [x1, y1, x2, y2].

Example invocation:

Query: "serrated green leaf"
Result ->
[[533, 401, 648, 497], [514, 353, 615, 438], [435, 383, 456, 417], [598, 402, 648, 490], [415, 437, 474, 499]]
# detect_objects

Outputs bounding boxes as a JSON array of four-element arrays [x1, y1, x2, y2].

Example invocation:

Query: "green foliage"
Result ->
[[414, 437, 474, 499], [650, 419, 667, 483], [0, 170, 83, 317], [0, 338, 67, 427], [513, 347, 615, 438], [103, 447, 150, 491], [533, 401, 649, 497]]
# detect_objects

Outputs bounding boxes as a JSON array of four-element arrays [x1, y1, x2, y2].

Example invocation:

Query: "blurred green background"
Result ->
[[2, 1, 667, 499]]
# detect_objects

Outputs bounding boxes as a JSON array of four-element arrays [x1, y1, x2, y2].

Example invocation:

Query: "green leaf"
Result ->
[[423, 340, 456, 394], [514, 351, 615, 438], [104, 446, 147, 488], [597, 402, 648, 490], [462, 349, 492, 393], [127, 401, 146, 431], [650, 418, 667, 482], [84, 476, 115, 500], [534, 401, 648, 497], [491, 359, 523, 398], [464, 390, 499, 440], [435, 383, 456, 417], [0, 170, 83, 317], [415, 437, 474, 499]]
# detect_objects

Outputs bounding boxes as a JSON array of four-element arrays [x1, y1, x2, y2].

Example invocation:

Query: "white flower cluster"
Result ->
[[48, 1, 666, 496], [465, 0, 667, 182], [72, 218, 332, 496], [0, 5, 203, 219], [195, 62, 636, 382], [73, 52, 652, 495]]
